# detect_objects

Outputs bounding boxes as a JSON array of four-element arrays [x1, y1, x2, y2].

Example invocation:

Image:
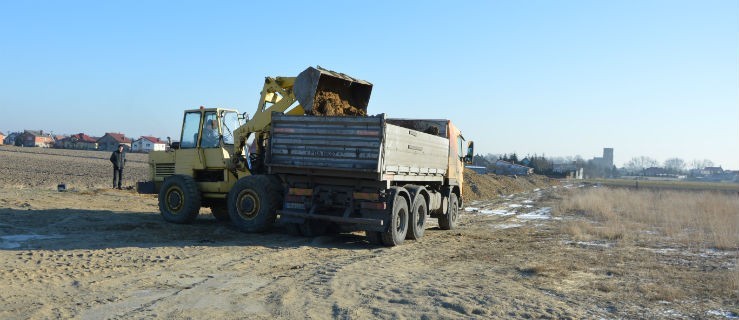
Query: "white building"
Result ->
[[131, 136, 166, 153]]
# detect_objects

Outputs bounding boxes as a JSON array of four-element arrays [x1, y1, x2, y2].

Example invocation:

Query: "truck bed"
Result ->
[[267, 113, 448, 182]]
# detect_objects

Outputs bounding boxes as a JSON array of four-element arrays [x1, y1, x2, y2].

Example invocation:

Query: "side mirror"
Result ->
[[464, 141, 474, 164]]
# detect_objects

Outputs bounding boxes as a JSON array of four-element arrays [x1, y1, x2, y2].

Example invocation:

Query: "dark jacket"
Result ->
[[110, 150, 126, 169]]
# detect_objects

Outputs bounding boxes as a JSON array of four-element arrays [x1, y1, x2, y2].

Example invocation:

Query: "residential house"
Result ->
[[131, 136, 166, 153], [644, 167, 667, 177], [3, 132, 21, 146], [97, 133, 132, 151], [701, 166, 724, 176], [0, 132, 4, 145], [62, 133, 98, 150], [53, 135, 67, 148], [19, 130, 54, 147], [493, 160, 534, 176], [465, 165, 488, 174]]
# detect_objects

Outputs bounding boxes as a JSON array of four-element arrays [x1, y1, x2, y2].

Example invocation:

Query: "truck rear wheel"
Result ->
[[407, 197, 427, 240], [228, 175, 281, 233], [439, 193, 459, 230], [159, 175, 201, 224], [381, 194, 409, 246]]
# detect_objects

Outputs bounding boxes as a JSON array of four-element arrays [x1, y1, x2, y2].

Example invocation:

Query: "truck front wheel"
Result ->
[[159, 175, 201, 224], [438, 193, 459, 230], [228, 175, 281, 233], [381, 194, 409, 246]]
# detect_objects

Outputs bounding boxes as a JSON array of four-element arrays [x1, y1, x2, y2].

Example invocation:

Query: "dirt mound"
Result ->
[[307, 90, 367, 116], [463, 168, 558, 201]]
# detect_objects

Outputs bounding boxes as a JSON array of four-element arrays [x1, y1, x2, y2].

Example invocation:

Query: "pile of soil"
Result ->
[[307, 90, 366, 116], [463, 168, 558, 201]]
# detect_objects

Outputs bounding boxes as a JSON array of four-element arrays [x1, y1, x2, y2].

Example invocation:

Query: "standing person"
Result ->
[[110, 144, 127, 189]]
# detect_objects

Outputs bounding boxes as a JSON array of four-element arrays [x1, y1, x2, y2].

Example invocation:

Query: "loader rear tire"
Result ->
[[439, 193, 459, 230], [159, 175, 201, 224], [381, 194, 408, 246], [407, 197, 427, 240], [228, 175, 282, 233]]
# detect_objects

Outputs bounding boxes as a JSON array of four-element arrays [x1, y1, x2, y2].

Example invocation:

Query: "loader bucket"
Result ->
[[294, 66, 373, 116]]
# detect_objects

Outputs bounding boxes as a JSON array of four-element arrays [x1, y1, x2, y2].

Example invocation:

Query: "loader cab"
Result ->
[[179, 107, 241, 150]]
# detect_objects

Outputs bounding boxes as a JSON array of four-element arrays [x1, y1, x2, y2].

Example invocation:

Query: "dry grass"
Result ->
[[555, 188, 739, 250], [551, 187, 739, 304]]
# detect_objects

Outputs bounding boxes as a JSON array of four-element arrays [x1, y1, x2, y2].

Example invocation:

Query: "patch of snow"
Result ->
[[464, 207, 479, 212], [508, 204, 522, 208], [522, 200, 534, 204], [524, 205, 533, 208], [533, 188, 540, 192], [565, 240, 614, 249], [707, 310, 739, 319], [660, 309, 683, 317], [479, 209, 516, 216], [0, 234, 64, 249], [517, 207, 552, 220], [494, 223, 523, 230]]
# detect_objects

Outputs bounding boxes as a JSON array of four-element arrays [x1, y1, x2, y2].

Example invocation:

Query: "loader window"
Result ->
[[200, 111, 219, 148], [221, 111, 239, 145], [180, 112, 201, 149]]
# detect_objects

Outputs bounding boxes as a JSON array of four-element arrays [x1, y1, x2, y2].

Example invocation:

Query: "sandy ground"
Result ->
[[0, 146, 736, 319]]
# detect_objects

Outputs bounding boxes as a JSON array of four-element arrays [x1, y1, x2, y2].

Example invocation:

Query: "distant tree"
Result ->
[[484, 153, 499, 164], [624, 156, 659, 175], [510, 153, 519, 164], [472, 154, 491, 167], [689, 159, 714, 170], [663, 158, 686, 174]]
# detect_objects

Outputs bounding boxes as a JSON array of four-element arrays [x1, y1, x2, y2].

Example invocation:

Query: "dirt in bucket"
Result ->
[[307, 90, 367, 116]]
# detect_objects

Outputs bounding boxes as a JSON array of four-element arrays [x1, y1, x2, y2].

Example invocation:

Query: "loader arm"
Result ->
[[231, 76, 304, 173], [230, 66, 373, 175]]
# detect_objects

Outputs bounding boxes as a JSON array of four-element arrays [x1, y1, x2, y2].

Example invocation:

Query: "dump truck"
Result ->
[[147, 66, 473, 246], [269, 113, 473, 245]]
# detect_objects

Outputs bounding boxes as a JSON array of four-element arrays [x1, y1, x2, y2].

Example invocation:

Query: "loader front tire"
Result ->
[[228, 175, 282, 233], [159, 175, 201, 224], [439, 193, 459, 230]]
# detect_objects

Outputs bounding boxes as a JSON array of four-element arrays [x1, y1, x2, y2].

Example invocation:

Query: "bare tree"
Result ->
[[663, 158, 685, 174], [689, 159, 714, 170], [625, 156, 658, 174]]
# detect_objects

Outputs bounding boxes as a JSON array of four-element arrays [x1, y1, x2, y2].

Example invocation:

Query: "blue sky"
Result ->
[[1, 1, 737, 168]]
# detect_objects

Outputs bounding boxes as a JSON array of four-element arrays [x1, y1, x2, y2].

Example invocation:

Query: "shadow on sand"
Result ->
[[0, 207, 378, 251]]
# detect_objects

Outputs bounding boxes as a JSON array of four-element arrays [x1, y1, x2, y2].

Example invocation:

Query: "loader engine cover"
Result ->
[[294, 66, 373, 116]]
